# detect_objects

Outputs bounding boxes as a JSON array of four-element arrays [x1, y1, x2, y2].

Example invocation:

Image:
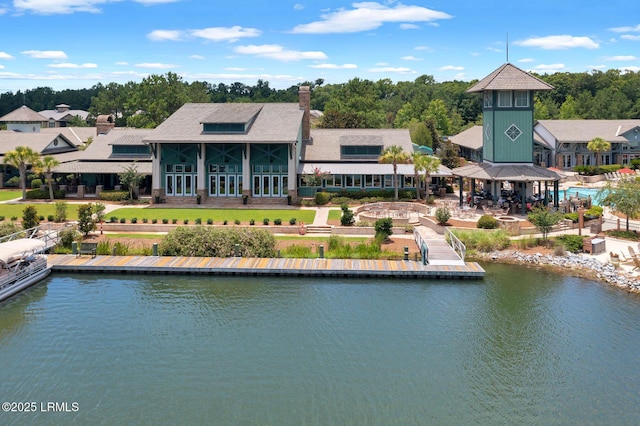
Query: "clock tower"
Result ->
[[467, 63, 553, 164]]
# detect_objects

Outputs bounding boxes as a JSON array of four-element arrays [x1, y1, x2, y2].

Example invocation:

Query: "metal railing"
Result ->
[[0, 257, 48, 289], [445, 228, 466, 261], [0, 223, 63, 250]]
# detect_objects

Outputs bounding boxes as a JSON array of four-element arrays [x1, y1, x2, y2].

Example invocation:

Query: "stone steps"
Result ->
[[305, 225, 333, 234]]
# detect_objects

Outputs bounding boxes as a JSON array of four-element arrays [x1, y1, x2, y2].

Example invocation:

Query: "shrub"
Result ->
[[30, 178, 43, 189], [110, 216, 118, 223], [435, 207, 451, 225], [22, 205, 39, 230], [113, 242, 129, 256], [374, 217, 394, 241], [159, 226, 277, 257], [55, 201, 68, 222], [96, 241, 112, 256], [38, 215, 45, 221], [142, 218, 148, 224], [274, 218, 282, 225], [5, 176, 19, 187], [223, 220, 228, 225], [0, 216, 4, 221], [0, 222, 20, 238], [99, 190, 129, 202], [183, 219, 189, 225], [152, 218, 158, 224], [162, 218, 169, 224], [314, 191, 331, 205], [289, 218, 297, 225], [564, 213, 579, 223], [120, 217, 126, 223], [172, 219, 177, 224], [26, 189, 65, 199], [47, 215, 55, 222], [57, 227, 80, 249], [340, 204, 355, 226], [250, 219, 255, 225], [131, 217, 138, 224], [207, 218, 213, 225], [477, 215, 498, 229], [263, 218, 269, 225], [77, 204, 97, 235], [234, 219, 241, 225], [555, 234, 584, 253], [195, 218, 202, 225], [11, 216, 18, 221]]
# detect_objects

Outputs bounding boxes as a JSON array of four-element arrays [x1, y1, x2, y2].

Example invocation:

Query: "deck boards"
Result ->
[[48, 254, 484, 279]]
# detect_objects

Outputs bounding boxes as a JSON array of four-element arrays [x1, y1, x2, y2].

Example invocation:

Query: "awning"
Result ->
[[298, 162, 452, 177], [452, 162, 563, 181], [0, 239, 46, 265]]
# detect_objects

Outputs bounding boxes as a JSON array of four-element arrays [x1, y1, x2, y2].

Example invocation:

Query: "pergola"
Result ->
[[452, 162, 563, 214]]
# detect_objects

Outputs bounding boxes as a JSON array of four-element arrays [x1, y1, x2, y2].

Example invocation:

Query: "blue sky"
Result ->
[[0, 0, 639, 93]]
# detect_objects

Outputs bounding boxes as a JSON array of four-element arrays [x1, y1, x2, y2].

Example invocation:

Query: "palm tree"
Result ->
[[587, 137, 611, 167], [420, 155, 441, 200], [379, 145, 410, 201], [34, 155, 60, 201], [411, 152, 424, 201], [3, 146, 40, 201]]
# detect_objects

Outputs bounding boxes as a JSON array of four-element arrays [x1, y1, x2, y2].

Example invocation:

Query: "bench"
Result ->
[[77, 242, 97, 258]]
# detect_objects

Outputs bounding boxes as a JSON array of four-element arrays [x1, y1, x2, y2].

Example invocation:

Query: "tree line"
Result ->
[[1, 68, 639, 133]]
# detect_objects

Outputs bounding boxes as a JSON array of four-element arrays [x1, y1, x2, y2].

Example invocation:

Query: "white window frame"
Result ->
[[498, 91, 512, 108], [483, 91, 493, 108], [514, 91, 529, 107]]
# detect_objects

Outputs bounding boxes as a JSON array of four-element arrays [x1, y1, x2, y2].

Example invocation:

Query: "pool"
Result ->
[[553, 186, 603, 204]]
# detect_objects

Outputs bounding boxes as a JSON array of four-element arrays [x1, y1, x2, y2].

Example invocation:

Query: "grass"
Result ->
[[0, 203, 84, 221], [0, 189, 23, 201], [103, 233, 165, 239], [107, 208, 316, 224], [275, 235, 369, 243], [327, 209, 343, 221]]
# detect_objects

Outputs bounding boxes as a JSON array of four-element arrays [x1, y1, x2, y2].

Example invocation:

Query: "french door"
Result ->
[[252, 175, 287, 197], [166, 174, 197, 196]]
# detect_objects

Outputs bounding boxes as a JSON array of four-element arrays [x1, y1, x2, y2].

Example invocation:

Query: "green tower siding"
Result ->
[[483, 109, 494, 162], [493, 111, 533, 163]]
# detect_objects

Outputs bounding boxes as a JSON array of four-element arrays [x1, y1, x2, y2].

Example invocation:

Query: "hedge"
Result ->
[[26, 189, 65, 199], [99, 190, 129, 202]]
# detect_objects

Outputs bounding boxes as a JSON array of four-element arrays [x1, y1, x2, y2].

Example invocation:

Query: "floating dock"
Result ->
[[48, 255, 485, 280]]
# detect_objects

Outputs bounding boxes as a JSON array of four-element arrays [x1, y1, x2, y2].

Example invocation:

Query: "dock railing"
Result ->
[[445, 228, 466, 261], [0, 223, 64, 251]]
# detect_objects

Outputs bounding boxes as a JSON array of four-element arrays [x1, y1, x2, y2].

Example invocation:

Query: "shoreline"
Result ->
[[471, 250, 640, 295]]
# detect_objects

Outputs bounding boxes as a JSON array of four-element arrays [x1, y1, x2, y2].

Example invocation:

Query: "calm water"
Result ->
[[1, 266, 640, 425]]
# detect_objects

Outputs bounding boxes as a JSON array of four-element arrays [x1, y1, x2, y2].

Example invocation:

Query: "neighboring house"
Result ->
[[54, 128, 152, 195], [0, 105, 47, 132], [39, 104, 90, 128], [534, 120, 640, 169]]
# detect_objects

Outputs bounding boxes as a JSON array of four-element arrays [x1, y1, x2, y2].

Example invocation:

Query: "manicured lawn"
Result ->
[[103, 233, 166, 239], [106, 208, 316, 224], [0, 203, 83, 221], [0, 189, 22, 201], [276, 235, 370, 243], [328, 209, 343, 221]]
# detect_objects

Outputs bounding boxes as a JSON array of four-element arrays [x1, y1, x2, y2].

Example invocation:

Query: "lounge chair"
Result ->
[[628, 246, 638, 259], [633, 256, 640, 272]]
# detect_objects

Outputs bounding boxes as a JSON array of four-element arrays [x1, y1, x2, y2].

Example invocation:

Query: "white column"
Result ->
[[152, 143, 161, 191], [197, 143, 205, 193], [288, 143, 296, 193], [243, 143, 251, 197]]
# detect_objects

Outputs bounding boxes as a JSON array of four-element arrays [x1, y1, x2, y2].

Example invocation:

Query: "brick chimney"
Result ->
[[96, 114, 115, 135], [298, 85, 310, 141]]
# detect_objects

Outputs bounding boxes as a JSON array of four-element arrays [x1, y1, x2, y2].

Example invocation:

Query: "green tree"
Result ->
[[408, 120, 432, 147], [559, 94, 579, 119], [527, 206, 563, 242], [3, 146, 40, 201], [587, 137, 611, 167], [77, 204, 96, 235], [22, 205, 39, 230], [438, 140, 461, 169], [374, 217, 394, 242], [119, 163, 146, 200], [598, 177, 640, 232], [379, 145, 410, 201], [422, 99, 451, 136], [33, 155, 60, 201]]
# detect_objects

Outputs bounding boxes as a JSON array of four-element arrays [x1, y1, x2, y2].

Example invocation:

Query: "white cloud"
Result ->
[[368, 66, 416, 74], [0, 52, 14, 60], [224, 67, 247, 71], [48, 62, 98, 69], [309, 63, 357, 69], [605, 55, 639, 61], [134, 63, 178, 69], [609, 24, 640, 33], [454, 73, 465, 80], [190, 55, 205, 60], [22, 50, 68, 59], [621, 35, 640, 41], [291, 2, 452, 34], [14, 0, 179, 14], [532, 63, 566, 73], [148, 30, 185, 42], [0, 65, 4, 70], [375, 62, 388, 66], [234, 44, 327, 62], [116, 61, 129, 66], [400, 23, 420, 30], [402, 56, 421, 61], [439, 65, 464, 71], [294, 3, 304, 10], [0, 7, 7, 15], [518, 58, 535, 63], [190, 26, 261, 42], [588, 64, 606, 70], [486, 47, 502, 53], [621, 66, 640, 72], [514, 35, 599, 50], [414, 45, 433, 52]]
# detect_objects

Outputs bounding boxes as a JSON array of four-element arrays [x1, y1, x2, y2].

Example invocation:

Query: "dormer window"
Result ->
[[341, 145, 382, 159], [203, 122, 246, 133]]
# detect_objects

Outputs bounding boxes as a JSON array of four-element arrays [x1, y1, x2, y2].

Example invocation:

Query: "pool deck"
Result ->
[[47, 254, 485, 280]]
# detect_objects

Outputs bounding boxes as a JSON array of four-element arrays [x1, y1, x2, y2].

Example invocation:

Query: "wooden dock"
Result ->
[[48, 254, 485, 280]]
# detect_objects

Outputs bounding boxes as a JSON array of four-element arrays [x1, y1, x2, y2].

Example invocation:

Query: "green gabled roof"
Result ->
[[467, 63, 553, 93]]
